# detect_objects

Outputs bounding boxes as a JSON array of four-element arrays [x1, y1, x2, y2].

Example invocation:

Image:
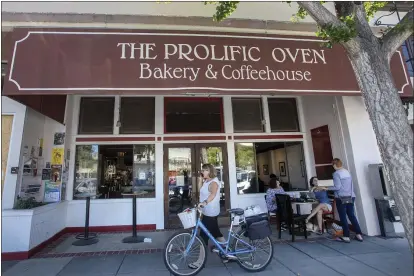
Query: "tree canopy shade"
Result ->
[[206, 1, 414, 252]]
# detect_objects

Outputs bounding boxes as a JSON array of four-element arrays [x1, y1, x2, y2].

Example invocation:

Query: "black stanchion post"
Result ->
[[122, 194, 145, 243], [132, 195, 137, 237], [84, 196, 90, 239], [73, 195, 99, 246]]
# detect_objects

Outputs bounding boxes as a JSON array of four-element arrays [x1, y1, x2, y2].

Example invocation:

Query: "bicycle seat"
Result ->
[[228, 208, 244, 216]]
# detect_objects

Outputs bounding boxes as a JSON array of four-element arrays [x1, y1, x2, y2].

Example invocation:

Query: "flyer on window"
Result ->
[[43, 180, 61, 203], [51, 148, 64, 165]]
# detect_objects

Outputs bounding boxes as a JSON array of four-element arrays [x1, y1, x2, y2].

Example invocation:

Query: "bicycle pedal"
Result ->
[[222, 258, 236, 263], [225, 255, 238, 260]]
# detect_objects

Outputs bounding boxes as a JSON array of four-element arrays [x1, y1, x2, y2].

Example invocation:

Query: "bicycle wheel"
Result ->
[[169, 196, 183, 213], [164, 230, 207, 276], [233, 229, 273, 272]]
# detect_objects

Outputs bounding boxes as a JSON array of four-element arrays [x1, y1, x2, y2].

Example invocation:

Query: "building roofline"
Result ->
[[1, 11, 318, 34]]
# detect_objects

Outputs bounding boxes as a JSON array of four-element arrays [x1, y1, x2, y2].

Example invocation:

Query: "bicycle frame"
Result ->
[[185, 211, 255, 257]]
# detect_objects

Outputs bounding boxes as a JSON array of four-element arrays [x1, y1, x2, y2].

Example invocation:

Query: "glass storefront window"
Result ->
[[235, 143, 258, 194], [235, 141, 308, 194], [132, 145, 155, 197], [74, 145, 99, 197], [74, 144, 155, 199]]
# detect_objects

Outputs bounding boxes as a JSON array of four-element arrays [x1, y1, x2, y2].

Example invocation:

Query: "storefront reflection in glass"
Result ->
[[73, 144, 155, 199], [235, 141, 308, 194], [132, 145, 155, 197], [235, 143, 258, 194], [74, 145, 98, 197]]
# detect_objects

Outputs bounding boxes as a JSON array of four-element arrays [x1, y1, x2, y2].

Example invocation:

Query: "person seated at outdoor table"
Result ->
[[265, 175, 286, 213], [304, 177, 332, 235]]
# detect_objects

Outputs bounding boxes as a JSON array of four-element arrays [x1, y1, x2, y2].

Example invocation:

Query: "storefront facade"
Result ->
[[1, 2, 412, 259]]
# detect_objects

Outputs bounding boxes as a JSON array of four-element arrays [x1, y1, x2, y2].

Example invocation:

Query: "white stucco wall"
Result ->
[[407, 103, 413, 125], [301, 95, 347, 177], [3, 2, 407, 34], [1, 1, 335, 23], [18, 108, 65, 202], [2, 201, 67, 253], [369, 9, 408, 26], [19, 108, 45, 201], [335, 96, 407, 235]]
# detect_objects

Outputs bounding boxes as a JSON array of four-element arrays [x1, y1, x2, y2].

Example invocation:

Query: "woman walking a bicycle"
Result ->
[[188, 164, 226, 268], [164, 163, 274, 276]]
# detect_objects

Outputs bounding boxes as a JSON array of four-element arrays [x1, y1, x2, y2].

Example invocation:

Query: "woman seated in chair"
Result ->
[[265, 174, 286, 213], [305, 177, 332, 235]]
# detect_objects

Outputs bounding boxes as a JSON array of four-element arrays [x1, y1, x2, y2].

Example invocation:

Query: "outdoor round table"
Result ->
[[72, 193, 101, 246], [122, 191, 148, 243]]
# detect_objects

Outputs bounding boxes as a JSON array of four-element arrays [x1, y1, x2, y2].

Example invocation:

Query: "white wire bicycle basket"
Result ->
[[178, 208, 197, 229]]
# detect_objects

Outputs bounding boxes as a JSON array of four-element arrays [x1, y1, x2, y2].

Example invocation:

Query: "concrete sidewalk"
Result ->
[[2, 236, 412, 276]]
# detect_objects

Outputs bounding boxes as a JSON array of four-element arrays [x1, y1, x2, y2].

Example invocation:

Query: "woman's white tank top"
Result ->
[[199, 177, 221, 217]]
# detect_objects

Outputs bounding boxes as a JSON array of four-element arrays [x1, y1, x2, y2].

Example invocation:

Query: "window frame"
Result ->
[[73, 143, 157, 200], [235, 140, 308, 195], [232, 97, 265, 133], [78, 97, 115, 135], [267, 97, 301, 132], [164, 97, 225, 134], [119, 96, 156, 134]]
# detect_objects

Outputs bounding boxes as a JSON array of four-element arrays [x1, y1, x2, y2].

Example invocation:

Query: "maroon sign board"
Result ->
[[2, 28, 412, 96]]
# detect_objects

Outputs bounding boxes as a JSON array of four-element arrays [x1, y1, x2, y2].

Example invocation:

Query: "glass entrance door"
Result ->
[[196, 145, 229, 216], [164, 143, 228, 229]]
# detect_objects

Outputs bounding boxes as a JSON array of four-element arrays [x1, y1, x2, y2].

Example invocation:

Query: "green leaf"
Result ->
[[315, 14, 358, 48], [205, 1, 240, 22], [364, 2, 388, 21]]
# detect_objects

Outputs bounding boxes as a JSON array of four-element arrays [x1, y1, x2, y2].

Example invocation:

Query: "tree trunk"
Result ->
[[344, 41, 414, 252]]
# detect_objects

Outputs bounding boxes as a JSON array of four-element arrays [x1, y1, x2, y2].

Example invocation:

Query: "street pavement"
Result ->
[[2, 236, 412, 276]]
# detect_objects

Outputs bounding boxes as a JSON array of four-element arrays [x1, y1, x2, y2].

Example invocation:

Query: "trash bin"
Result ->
[[374, 197, 401, 238]]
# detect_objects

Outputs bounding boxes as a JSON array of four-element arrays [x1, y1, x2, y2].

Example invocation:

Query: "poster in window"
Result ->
[[44, 180, 61, 203], [279, 162, 286, 177], [51, 165, 62, 182], [51, 148, 64, 165], [263, 164, 269, 175], [42, 169, 51, 180], [54, 132, 65, 145], [38, 138, 44, 157]]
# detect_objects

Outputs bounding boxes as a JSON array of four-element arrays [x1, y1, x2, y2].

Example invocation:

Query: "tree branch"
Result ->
[[352, 2, 377, 44], [381, 8, 414, 59], [298, 2, 360, 52], [335, 2, 354, 18], [298, 2, 344, 29]]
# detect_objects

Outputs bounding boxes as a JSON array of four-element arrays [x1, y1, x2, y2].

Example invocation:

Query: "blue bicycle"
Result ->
[[163, 206, 273, 276]]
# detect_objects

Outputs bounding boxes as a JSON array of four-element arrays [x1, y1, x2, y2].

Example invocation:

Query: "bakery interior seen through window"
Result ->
[[74, 144, 155, 199], [235, 141, 308, 194]]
